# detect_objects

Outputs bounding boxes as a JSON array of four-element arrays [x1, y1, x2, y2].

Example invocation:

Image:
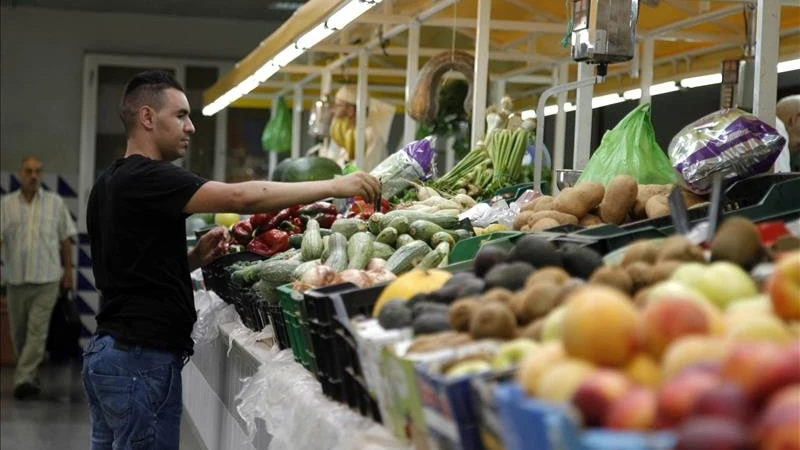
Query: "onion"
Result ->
[[300, 265, 338, 288], [366, 268, 397, 285], [338, 269, 373, 288], [366, 258, 387, 271]]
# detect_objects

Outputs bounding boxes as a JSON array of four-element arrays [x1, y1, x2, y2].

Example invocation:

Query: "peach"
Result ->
[[515, 341, 566, 397], [675, 417, 754, 450], [561, 286, 641, 367], [768, 250, 800, 321], [749, 341, 800, 406], [623, 353, 662, 388], [754, 394, 800, 450], [657, 370, 721, 426], [572, 369, 634, 427], [690, 382, 752, 422], [662, 336, 731, 380], [535, 359, 594, 403], [765, 384, 800, 410], [721, 341, 797, 403], [642, 297, 713, 358], [604, 387, 658, 431]]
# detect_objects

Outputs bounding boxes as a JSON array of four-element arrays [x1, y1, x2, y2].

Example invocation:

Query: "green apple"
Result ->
[[693, 262, 758, 310], [445, 359, 492, 378], [541, 306, 566, 342], [725, 294, 771, 315], [492, 339, 540, 370], [670, 263, 708, 289], [214, 213, 241, 228], [647, 280, 711, 306]]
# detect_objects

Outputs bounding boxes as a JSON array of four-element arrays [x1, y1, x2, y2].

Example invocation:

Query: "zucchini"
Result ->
[[320, 235, 331, 261], [331, 218, 368, 239], [347, 232, 374, 270], [376, 227, 398, 246], [417, 242, 450, 270], [385, 240, 431, 274], [368, 213, 384, 235], [379, 210, 459, 230], [325, 232, 349, 272], [408, 220, 450, 244], [372, 242, 395, 260], [289, 233, 304, 249], [396, 234, 416, 247], [301, 219, 324, 261], [386, 216, 410, 235], [258, 259, 302, 286], [431, 231, 456, 247], [293, 259, 321, 281]]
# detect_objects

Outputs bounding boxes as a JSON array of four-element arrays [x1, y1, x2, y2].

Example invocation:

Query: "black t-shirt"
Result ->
[[87, 155, 208, 354]]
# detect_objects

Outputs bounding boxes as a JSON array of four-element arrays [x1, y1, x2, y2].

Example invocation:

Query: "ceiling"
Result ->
[[0, 0, 309, 21]]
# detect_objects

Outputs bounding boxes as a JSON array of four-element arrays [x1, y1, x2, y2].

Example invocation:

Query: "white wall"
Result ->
[[0, 6, 280, 176]]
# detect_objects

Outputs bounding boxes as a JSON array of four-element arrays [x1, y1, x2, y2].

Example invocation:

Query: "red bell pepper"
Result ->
[[279, 218, 303, 235], [247, 229, 290, 257], [249, 213, 275, 231], [299, 201, 337, 217], [314, 213, 337, 229], [230, 220, 254, 245], [346, 196, 391, 220], [264, 205, 304, 230]]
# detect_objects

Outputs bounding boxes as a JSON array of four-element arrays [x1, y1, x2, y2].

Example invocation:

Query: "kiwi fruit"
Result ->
[[484, 261, 535, 291], [469, 301, 517, 340], [513, 282, 563, 324], [710, 216, 763, 270], [448, 298, 481, 332], [559, 244, 604, 280], [482, 287, 515, 305], [556, 278, 587, 305], [519, 319, 544, 341], [588, 266, 634, 295], [650, 260, 683, 283], [621, 240, 659, 266], [473, 246, 509, 278], [633, 286, 652, 307], [509, 235, 563, 268], [657, 235, 705, 263], [625, 261, 654, 293], [526, 267, 571, 288]]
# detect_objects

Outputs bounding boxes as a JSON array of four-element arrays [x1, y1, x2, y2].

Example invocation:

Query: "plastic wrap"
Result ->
[[459, 189, 540, 228], [370, 137, 436, 199], [226, 319, 274, 356], [191, 289, 238, 346], [669, 109, 785, 194]]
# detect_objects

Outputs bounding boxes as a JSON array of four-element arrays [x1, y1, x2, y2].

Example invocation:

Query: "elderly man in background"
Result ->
[[0, 156, 77, 399], [775, 95, 799, 173]]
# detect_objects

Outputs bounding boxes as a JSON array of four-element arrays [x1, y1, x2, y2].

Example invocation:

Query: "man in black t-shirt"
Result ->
[[82, 71, 380, 450]]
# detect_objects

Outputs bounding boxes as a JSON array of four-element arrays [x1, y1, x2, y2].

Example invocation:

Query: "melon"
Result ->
[[279, 157, 342, 182]]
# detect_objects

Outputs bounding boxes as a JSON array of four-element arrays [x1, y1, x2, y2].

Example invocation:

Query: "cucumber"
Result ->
[[376, 227, 398, 246], [386, 216, 410, 235], [325, 232, 349, 272], [385, 240, 431, 275], [347, 232, 374, 270], [372, 242, 395, 260], [379, 210, 459, 230], [258, 259, 302, 286], [331, 218, 368, 239], [301, 219, 324, 261], [417, 242, 450, 270], [368, 213, 384, 235], [431, 231, 456, 247], [408, 220, 450, 245], [396, 234, 416, 247]]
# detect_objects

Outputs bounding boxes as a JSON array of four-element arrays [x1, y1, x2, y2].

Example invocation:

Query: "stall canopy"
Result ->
[[203, 0, 799, 115]]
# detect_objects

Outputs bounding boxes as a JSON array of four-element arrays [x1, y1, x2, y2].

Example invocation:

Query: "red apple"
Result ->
[[604, 387, 657, 431], [690, 382, 752, 422], [721, 341, 792, 403], [675, 417, 755, 450], [754, 394, 800, 450], [749, 341, 800, 406], [572, 369, 634, 427], [658, 370, 721, 426], [768, 251, 800, 321], [641, 296, 713, 358]]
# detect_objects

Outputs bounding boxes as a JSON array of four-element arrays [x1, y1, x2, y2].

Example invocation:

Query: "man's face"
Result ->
[[19, 158, 42, 192], [152, 88, 195, 161], [333, 101, 355, 120]]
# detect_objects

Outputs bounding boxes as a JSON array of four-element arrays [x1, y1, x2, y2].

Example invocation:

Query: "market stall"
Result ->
[[185, 0, 800, 449]]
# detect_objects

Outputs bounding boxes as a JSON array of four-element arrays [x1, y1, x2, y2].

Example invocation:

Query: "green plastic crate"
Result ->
[[277, 284, 318, 374], [448, 231, 522, 264]]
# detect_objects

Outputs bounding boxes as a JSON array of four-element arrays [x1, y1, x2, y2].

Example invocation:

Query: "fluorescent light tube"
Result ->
[[296, 23, 334, 50], [326, 0, 382, 31], [649, 81, 679, 96], [563, 102, 576, 112], [272, 45, 304, 67], [521, 110, 536, 120], [623, 89, 642, 100], [778, 58, 800, 73], [544, 105, 559, 116], [591, 94, 624, 109], [680, 73, 722, 88]]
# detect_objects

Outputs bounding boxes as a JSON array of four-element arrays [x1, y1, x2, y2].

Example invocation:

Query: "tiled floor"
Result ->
[[0, 360, 205, 450]]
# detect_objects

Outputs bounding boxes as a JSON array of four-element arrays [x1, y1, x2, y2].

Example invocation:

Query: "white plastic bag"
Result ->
[[191, 289, 237, 346]]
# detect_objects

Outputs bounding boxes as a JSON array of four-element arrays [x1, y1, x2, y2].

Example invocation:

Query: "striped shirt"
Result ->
[[1, 188, 77, 284]]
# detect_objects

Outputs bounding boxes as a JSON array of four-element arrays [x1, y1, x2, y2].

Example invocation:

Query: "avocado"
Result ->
[[473, 246, 509, 277], [377, 299, 413, 330], [509, 235, 563, 269], [559, 244, 603, 280], [411, 301, 450, 319], [412, 312, 451, 335], [433, 275, 485, 303], [483, 261, 535, 291]]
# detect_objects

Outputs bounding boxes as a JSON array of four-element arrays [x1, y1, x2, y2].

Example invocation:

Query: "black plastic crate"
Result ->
[[266, 303, 291, 350], [200, 251, 265, 304]]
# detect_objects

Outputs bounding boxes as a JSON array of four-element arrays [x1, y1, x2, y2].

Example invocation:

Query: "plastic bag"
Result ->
[[261, 97, 292, 153], [191, 289, 237, 346], [370, 137, 437, 199], [668, 108, 785, 194], [577, 103, 677, 186]]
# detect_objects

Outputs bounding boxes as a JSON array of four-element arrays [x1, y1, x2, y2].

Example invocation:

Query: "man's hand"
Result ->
[[330, 172, 382, 202], [61, 270, 73, 291], [189, 226, 230, 270]]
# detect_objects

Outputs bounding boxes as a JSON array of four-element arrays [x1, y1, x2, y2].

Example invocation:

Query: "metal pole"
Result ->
[[491, 80, 507, 108], [213, 109, 227, 181], [572, 63, 594, 171], [640, 38, 655, 104], [321, 71, 332, 96], [471, 0, 492, 146], [754, 0, 781, 126], [356, 49, 369, 168], [404, 21, 420, 144], [292, 85, 303, 159], [534, 76, 601, 193], [554, 62, 569, 171], [268, 95, 279, 180]]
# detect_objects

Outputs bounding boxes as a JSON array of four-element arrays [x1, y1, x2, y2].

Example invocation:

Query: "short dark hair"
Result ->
[[119, 70, 185, 135]]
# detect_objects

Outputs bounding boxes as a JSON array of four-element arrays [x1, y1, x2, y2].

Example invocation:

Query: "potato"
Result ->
[[621, 240, 659, 266], [645, 194, 670, 218], [522, 211, 579, 228], [681, 188, 708, 208], [633, 184, 672, 218], [598, 175, 638, 225], [521, 195, 553, 212], [589, 266, 634, 294], [553, 182, 605, 219], [579, 214, 604, 227], [513, 210, 537, 230], [531, 218, 560, 232]]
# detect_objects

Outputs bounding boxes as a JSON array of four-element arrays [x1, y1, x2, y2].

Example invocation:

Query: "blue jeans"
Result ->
[[82, 335, 184, 450]]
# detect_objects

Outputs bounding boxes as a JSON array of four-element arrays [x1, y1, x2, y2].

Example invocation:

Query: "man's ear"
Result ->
[[138, 106, 156, 131]]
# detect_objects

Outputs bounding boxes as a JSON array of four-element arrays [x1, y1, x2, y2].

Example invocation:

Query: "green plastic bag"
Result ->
[[577, 103, 677, 186], [261, 97, 292, 153]]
